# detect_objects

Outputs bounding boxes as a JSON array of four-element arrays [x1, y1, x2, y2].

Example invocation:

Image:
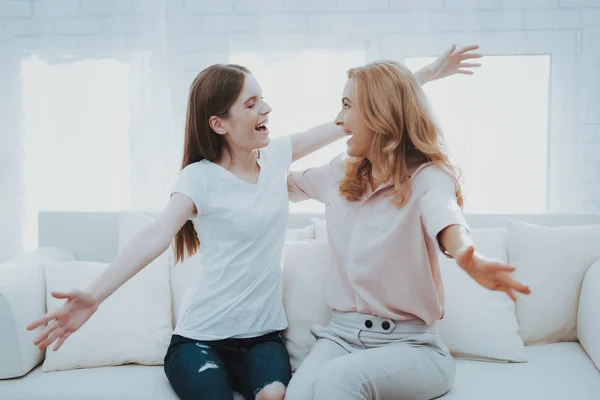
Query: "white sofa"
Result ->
[[1, 211, 600, 400]]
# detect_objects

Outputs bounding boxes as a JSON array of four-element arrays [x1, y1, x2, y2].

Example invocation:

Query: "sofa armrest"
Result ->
[[578, 260, 600, 372], [0, 248, 75, 379]]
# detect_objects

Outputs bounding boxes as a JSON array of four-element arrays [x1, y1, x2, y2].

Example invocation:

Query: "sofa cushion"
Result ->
[[0, 363, 244, 400], [2, 344, 597, 400], [578, 261, 600, 372], [282, 240, 332, 371], [41, 257, 172, 372], [442, 343, 600, 399], [507, 221, 600, 344], [437, 228, 527, 362]]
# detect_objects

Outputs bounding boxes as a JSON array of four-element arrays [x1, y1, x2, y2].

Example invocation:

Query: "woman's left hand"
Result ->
[[426, 44, 483, 82], [456, 245, 531, 301]]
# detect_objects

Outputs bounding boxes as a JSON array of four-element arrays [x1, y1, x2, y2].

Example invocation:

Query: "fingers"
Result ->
[[492, 272, 530, 296], [38, 328, 64, 350], [33, 320, 58, 346], [460, 62, 482, 68], [457, 44, 479, 54], [460, 53, 483, 61], [51, 290, 77, 300], [505, 277, 531, 295], [27, 310, 61, 331], [53, 332, 71, 352], [503, 288, 517, 302], [487, 262, 516, 273], [443, 44, 457, 57], [457, 69, 474, 75]]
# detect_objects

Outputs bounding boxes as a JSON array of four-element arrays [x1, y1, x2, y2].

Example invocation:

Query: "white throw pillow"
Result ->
[[282, 240, 332, 371], [285, 224, 315, 241], [118, 211, 203, 328], [507, 220, 600, 345], [42, 256, 172, 372], [437, 228, 527, 362], [311, 218, 327, 240]]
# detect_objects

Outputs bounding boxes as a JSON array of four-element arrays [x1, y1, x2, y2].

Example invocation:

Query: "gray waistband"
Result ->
[[331, 311, 438, 334]]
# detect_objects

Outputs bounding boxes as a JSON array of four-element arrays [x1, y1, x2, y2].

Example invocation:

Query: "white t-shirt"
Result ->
[[171, 136, 292, 341]]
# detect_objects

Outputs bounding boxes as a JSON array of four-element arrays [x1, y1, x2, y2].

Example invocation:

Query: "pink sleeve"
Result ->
[[287, 159, 337, 203], [419, 167, 469, 256]]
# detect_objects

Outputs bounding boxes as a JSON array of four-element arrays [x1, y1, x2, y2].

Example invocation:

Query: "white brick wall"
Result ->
[[501, 0, 558, 9], [445, 0, 500, 9], [524, 9, 580, 28], [34, 0, 80, 17], [53, 16, 102, 34], [559, 0, 600, 7], [283, 0, 336, 12], [201, 15, 253, 32], [0, 0, 32, 17], [391, 0, 444, 10], [253, 14, 306, 32], [185, 0, 233, 14], [233, 0, 284, 13], [582, 9, 600, 26], [0, 0, 599, 217], [338, 0, 389, 11]]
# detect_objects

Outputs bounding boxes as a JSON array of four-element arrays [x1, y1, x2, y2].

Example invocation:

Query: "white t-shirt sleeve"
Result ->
[[261, 136, 293, 172], [171, 163, 207, 217]]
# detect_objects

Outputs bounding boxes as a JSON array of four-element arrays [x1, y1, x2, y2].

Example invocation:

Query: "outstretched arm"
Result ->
[[439, 225, 531, 301], [289, 122, 344, 163], [289, 44, 482, 163]]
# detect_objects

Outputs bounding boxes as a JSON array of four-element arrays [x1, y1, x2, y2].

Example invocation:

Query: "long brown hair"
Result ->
[[174, 64, 250, 263], [339, 60, 463, 207]]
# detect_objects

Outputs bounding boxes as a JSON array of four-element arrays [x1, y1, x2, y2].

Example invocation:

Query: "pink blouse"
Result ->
[[288, 154, 469, 325]]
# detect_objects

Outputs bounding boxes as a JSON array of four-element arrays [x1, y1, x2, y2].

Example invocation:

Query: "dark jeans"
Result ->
[[164, 332, 292, 400]]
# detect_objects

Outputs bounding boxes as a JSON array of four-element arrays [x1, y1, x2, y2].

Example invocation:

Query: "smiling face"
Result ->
[[335, 77, 375, 158], [210, 73, 272, 152]]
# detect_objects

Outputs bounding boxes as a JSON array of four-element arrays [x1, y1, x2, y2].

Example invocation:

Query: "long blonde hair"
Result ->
[[339, 60, 463, 208]]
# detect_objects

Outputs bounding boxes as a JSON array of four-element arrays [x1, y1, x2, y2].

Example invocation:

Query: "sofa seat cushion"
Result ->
[[1, 344, 598, 400], [0, 363, 244, 400], [444, 343, 600, 399]]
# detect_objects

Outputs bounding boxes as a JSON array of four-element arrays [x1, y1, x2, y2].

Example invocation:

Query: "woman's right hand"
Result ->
[[26, 290, 100, 351]]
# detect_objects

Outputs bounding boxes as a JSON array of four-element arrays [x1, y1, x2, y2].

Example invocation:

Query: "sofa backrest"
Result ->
[[39, 211, 600, 263]]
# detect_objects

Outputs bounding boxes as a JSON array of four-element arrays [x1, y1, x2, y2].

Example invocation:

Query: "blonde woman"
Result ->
[[285, 61, 531, 400]]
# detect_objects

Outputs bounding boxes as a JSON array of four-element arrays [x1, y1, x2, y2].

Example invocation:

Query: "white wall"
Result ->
[[0, 0, 599, 258]]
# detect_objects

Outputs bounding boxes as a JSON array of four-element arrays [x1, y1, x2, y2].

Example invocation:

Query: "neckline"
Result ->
[[202, 157, 264, 186]]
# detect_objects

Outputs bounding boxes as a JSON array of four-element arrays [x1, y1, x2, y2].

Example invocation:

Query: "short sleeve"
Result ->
[[261, 136, 293, 172], [171, 163, 207, 217], [287, 154, 343, 203], [419, 166, 469, 256]]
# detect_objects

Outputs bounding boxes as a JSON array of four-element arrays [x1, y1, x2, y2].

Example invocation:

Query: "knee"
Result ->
[[314, 360, 362, 399], [255, 381, 286, 400], [285, 375, 314, 400]]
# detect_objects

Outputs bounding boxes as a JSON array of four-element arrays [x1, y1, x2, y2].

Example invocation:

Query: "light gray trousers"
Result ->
[[285, 312, 455, 400]]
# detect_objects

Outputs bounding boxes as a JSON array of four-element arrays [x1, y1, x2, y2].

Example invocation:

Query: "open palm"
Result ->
[[428, 44, 483, 81], [456, 246, 531, 301], [26, 289, 100, 351]]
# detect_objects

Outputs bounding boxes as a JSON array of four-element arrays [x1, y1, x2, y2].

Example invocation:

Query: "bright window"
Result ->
[[22, 57, 130, 249], [229, 50, 366, 213], [405, 55, 550, 213]]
